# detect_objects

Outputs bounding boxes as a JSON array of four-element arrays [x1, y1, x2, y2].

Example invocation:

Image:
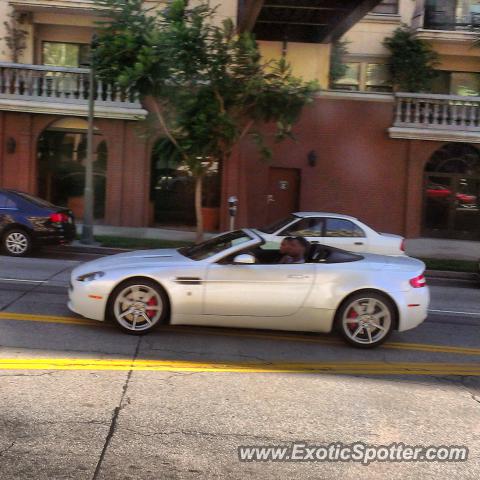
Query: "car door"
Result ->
[[203, 262, 315, 318], [322, 218, 368, 252]]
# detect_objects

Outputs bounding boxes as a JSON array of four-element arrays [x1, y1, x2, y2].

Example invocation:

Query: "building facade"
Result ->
[[0, 0, 479, 240]]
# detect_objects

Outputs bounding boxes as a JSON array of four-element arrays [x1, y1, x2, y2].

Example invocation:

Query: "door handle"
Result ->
[[287, 274, 310, 279], [354, 242, 364, 245]]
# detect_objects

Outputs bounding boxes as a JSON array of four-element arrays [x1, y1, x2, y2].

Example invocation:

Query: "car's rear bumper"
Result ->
[[392, 287, 430, 332], [34, 224, 76, 245]]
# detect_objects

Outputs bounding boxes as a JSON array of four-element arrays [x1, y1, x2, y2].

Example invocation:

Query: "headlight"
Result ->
[[76, 271, 105, 282]]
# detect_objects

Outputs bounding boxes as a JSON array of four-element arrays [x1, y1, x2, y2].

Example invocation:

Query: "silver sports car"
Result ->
[[68, 229, 430, 348]]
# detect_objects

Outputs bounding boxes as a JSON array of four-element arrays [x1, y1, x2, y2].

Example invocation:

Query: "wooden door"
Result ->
[[266, 168, 300, 224]]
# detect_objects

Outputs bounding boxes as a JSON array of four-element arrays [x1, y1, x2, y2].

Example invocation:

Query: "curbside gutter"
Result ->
[[425, 269, 479, 282]]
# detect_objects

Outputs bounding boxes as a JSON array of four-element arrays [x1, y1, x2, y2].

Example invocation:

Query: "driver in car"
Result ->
[[279, 237, 310, 264]]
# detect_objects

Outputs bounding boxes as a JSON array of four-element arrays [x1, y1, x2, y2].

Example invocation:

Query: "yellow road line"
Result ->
[[383, 341, 480, 356], [0, 358, 479, 375], [0, 312, 104, 327], [1, 311, 480, 357]]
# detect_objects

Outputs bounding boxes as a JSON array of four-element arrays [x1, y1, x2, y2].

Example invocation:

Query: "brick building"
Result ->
[[1, 0, 480, 240]]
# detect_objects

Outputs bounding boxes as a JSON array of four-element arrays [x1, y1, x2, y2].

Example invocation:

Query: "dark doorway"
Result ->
[[37, 118, 107, 221], [266, 167, 300, 224], [422, 143, 480, 240], [149, 139, 221, 228]]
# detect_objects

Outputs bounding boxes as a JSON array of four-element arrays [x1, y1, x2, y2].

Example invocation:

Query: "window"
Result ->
[[179, 231, 252, 261], [10, 191, 53, 208], [332, 62, 391, 93], [332, 63, 360, 91], [325, 219, 365, 238], [42, 42, 90, 68], [366, 63, 392, 92], [259, 215, 297, 234], [450, 72, 480, 97], [372, 0, 399, 15], [282, 218, 324, 237], [431, 71, 480, 96], [0, 193, 16, 209]]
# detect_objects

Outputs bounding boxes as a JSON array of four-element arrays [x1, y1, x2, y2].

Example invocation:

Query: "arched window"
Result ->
[[423, 143, 480, 239]]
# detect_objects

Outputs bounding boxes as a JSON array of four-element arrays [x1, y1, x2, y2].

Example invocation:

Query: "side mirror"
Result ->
[[233, 253, 256, 265]]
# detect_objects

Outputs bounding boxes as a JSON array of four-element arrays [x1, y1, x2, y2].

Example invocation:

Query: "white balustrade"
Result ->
[[393, 92, 480, 131], [0, 62, 141, 108]]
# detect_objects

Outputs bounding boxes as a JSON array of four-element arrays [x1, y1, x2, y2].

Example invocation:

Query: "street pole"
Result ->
[[81, 44, 95, 244]]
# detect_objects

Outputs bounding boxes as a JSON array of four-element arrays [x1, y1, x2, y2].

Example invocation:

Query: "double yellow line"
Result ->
[[1, 311, 480, 358], [0, 358, 478, 375]]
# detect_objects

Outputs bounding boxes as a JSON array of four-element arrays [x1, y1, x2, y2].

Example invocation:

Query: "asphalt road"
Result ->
[[0, 248, 479, 480]]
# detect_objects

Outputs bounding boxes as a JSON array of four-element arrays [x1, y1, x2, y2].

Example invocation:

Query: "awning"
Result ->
[[238, 0, 383, 44]]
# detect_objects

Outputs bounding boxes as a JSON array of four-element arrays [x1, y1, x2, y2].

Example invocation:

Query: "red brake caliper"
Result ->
[[346, 308, 359, 331], [146, 296, 158, 318]]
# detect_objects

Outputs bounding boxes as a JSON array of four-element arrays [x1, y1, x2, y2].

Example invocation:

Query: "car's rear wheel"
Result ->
[[108, 279, 168, 335], [336, 292, 395, 348], [3, 229, 32, 257]]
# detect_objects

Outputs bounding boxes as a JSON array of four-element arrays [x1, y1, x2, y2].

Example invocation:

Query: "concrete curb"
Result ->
[[425, 269, 479, 282], [45, 244, 129, 256]]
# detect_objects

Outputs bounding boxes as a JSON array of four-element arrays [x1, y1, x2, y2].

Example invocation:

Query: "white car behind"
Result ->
[[255, 212, 405, 256]]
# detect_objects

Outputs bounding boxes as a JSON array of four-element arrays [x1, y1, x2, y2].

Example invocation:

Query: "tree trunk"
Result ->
[[194, 174, 204, 243]]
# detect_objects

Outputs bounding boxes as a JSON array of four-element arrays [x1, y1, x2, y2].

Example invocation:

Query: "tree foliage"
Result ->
[[3, 11, 28, 63], [94, 0, 318, 240], [329, 39, 350, 87], [383, 26, 438, 93]]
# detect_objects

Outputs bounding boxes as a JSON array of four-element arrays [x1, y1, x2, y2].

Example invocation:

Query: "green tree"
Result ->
[[383, 26, 438, 93], [329, 39, 350, 87], [94, 0, 318, 241]]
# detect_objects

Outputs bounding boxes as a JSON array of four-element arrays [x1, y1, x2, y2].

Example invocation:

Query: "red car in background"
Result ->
[[426, 184, 477, 205]]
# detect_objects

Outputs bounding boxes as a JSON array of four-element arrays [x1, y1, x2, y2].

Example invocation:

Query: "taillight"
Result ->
[[410, 274, 426, 288], [400, 239, 406, 252], [50, 212, 68, 223]]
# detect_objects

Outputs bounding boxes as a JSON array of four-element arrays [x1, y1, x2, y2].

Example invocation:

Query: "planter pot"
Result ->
[[202, 207, 220, 232], [67, 196, 85, 220]]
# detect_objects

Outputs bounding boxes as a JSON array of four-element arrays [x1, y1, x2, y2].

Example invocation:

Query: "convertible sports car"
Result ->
[[68, 229, 429, 348]]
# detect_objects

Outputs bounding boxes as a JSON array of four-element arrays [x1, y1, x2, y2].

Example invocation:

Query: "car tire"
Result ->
[[335, 291, 396, 349], [107, 278, 169, 335], [2, 229, 32, 257]]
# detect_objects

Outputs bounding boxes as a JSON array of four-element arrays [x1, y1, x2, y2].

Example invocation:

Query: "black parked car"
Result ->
[[0, 189, 76, 256]]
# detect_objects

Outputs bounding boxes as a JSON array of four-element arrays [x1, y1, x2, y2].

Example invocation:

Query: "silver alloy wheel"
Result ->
[[113, 284, 163, 332], [341, 297, 392, 346], [5, 231, 29, 255]]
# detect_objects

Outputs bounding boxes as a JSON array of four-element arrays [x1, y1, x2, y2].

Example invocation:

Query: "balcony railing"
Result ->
[[393, 93, 480, 132], [0, 62, 141, 109], [424, 7, 480, 32]]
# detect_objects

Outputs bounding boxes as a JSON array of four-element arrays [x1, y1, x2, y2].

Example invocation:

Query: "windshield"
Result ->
[[10, 191, 56, 209], [258, 215, 297, 234], [179, 231, 253, 261]]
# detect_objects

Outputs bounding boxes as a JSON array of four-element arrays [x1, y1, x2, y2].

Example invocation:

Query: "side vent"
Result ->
[[175, 277, 202, 285]]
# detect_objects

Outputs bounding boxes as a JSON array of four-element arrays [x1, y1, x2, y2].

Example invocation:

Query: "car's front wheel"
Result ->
[[2, 229, 32, 257], [336, 292, 395, 348], [107, 279, 168, 335]]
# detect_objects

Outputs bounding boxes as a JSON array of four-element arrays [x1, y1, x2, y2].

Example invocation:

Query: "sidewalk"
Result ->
[[76, 224, 210, 243], [78, 224, 479, 261], [405, 238, 479, 262]]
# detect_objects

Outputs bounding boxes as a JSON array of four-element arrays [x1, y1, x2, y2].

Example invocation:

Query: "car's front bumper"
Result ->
[[68, 277, 108, 322]]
